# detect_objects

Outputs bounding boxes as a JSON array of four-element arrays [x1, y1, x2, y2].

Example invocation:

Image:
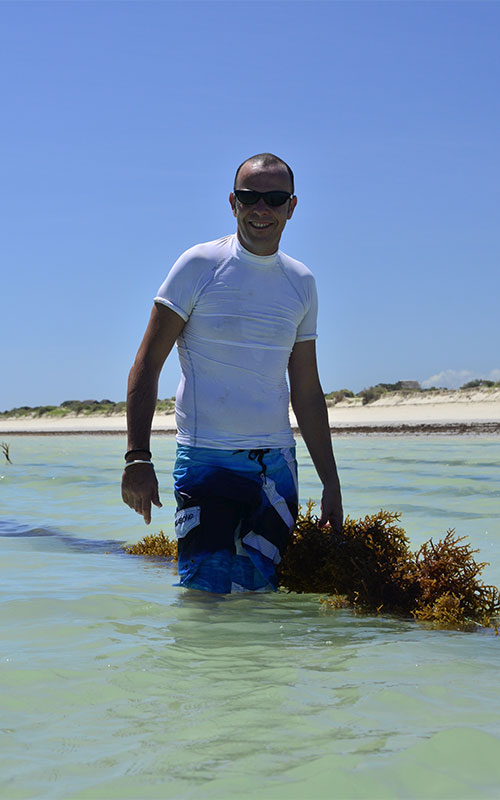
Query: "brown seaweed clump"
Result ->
[[124, 531, 177, 559], [279, 502, 420, 614], [412, 533, 500, 629], [279, 502, 500, 631], [124, 503, 500, 630]]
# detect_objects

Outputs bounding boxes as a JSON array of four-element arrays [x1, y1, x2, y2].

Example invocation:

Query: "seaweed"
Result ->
[[279, 503, 421, 614], [281, 503, 500, 630], [1, 442, 12, 464], [412, 532, 500, 629], [124, 530, 177, 559], [124, 502, 500, 631]]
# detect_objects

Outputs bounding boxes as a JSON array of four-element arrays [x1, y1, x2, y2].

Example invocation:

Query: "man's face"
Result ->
[[229, 162, 297, 256]]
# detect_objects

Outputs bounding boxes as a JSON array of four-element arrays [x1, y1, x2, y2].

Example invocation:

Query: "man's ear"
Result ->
[[229, 191, 237, 217], [287, 195, 298, 220]]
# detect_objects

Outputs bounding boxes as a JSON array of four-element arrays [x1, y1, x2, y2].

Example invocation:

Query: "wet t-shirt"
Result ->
[[154, 234, 318, 449]]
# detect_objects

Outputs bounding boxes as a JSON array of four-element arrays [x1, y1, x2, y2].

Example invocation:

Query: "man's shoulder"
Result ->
[[156, 235, 235, 312], [177, 234, 234, 266], [278, 248, 315, 280]]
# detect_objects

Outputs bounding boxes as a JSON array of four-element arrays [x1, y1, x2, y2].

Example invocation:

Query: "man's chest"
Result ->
[[187, 264, 306, 348]]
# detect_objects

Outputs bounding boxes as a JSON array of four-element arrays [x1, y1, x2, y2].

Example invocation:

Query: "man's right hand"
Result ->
[[121, 463, 162, 525]]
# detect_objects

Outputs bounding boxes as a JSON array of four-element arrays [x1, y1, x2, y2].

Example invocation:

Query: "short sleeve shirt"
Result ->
[[155, 234, 318, 449]]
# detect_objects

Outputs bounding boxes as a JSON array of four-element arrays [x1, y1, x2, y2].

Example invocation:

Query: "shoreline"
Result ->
[[1, 413, 500, 438], [1, 425, 499, 437], [2, 390, 500, 437]]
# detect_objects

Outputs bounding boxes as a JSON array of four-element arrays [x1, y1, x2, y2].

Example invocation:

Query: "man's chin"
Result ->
[[241, 227, 280, 251]]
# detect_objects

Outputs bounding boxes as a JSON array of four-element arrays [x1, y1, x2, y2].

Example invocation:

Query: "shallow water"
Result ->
[[1, 435, 500, 799]]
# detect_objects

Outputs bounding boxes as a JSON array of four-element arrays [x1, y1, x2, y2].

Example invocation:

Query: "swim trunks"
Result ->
[[172, 445, 298, 593]]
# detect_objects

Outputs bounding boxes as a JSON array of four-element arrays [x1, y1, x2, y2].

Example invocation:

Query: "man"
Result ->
[[122, 153, 342, 593]]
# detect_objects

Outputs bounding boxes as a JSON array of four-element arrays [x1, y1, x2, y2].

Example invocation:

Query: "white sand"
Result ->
[[322, 388, 500, 428], [1, 389, 499, 435], [0, 413, 177, 435]]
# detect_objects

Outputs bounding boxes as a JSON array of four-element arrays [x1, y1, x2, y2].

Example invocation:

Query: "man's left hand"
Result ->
[[318, 480, 343, 534]]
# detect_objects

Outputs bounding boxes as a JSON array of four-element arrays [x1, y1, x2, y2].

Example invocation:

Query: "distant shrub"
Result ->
[[377, 381, 420, 392], [358, 386, 387, 405], [1, 399, 127, 417], [155, 398, 175, 414], [461, 379, 495, 390], [324, 389, 355, 405], [357, 381, 423, 405], [46, 407, 70, 417], [93, 406, 111, 415], [0, 406, 31, 418], [33, 406, 58, 417]]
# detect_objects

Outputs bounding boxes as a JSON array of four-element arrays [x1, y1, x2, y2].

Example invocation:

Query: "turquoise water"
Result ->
[[1, 434, 500, 799]]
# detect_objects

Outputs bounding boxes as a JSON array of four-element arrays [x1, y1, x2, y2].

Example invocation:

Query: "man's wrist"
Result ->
[[125, 448, 152, 462], [123, 460, 155, 470]]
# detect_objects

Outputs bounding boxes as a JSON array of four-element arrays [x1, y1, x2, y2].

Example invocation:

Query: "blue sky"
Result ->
[[1, 0, 499, 410]]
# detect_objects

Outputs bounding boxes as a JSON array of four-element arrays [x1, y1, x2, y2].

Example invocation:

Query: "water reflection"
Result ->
[[0, 518, 126, 554]]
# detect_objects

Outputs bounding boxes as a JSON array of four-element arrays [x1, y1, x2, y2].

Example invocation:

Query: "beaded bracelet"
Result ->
[[124, 448, 152, 460]]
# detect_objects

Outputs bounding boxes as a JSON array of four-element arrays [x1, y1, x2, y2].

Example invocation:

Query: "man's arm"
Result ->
[[121, 303, 185, 524], [288, 339, 343, 533]]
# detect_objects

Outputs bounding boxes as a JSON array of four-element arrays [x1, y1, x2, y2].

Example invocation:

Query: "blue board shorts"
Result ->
[[172, 445, 299, 593]]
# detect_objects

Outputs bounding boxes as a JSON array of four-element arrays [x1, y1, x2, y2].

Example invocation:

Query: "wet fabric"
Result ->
[[172, 445, 298, 593], [154, 233, 318, 450]]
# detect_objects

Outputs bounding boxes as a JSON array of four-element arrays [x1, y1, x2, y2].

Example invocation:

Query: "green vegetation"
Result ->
[[155, 398, 176, 414], [0, 398, 175, 419], [326, 380, 428, 406], [357, 381, 421, 405], [3, 379, 499, 417], [337, 379, 499, 406], [358, 385, 387, 405], [461, 379, 500, 390], [324, 389, 355, 405]]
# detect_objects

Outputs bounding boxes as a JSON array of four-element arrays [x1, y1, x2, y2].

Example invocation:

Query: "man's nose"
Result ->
[[252, 197, 271, 213]]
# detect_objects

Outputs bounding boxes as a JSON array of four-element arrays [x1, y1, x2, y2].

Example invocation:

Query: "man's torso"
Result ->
[[155, 234, 318, 449]]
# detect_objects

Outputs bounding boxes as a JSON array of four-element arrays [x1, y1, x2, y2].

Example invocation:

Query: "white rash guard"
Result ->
[[154, 233, 318, 450]]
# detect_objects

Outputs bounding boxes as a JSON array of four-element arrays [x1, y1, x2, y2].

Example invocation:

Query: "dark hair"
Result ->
[[234, 153, 295, 194]]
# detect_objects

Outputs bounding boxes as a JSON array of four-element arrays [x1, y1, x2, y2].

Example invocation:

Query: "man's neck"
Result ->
[[236, 230, 280, 257]]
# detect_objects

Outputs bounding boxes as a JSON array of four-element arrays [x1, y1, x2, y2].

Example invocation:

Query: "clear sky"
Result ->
[[1, 0, 499, 410]]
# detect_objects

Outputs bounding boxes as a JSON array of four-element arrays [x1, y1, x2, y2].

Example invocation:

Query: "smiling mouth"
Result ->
[[249, 221, 273, 229]]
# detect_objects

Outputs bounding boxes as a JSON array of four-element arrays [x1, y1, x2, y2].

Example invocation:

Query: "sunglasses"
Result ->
[[234, 188, 293, 207]]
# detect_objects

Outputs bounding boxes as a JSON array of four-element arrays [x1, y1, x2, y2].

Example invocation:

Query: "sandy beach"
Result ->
[[1, 389, 499, 436]]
